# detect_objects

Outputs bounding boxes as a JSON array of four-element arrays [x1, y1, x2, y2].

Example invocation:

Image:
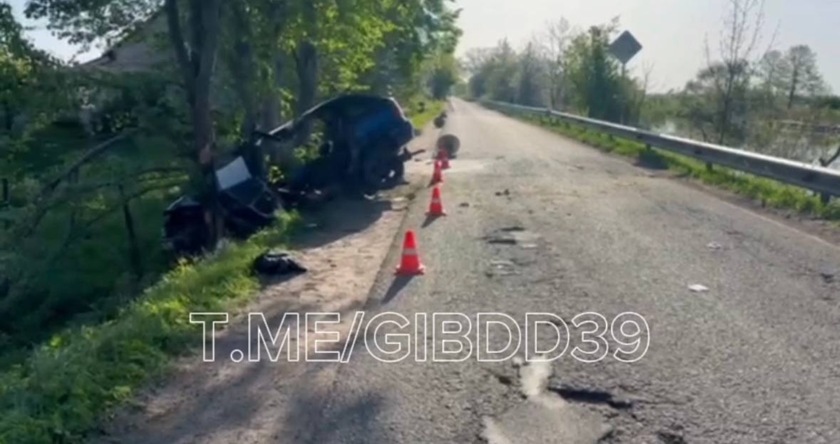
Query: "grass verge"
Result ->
[[491, 106, 840, 221], [0, 212, 300, 444], [406, 97, 445, 129]]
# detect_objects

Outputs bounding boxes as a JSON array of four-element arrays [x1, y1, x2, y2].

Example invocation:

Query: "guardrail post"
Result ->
[[706, 162, 713, 172], [1, 178, 8, 230], [820, 192, 831, 205]]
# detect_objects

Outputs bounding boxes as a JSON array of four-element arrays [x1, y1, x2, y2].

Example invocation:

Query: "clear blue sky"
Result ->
[[9, 0, 840, 94]]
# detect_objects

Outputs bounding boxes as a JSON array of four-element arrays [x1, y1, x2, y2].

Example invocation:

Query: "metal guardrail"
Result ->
[[482, 100, 840, 199]]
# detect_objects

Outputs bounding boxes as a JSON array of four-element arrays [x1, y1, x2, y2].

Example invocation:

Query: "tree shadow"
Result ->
[[633, 149, 669, 170], [276, 320, 395, 443], [89, 296, 362, 444], [279, 380, 392, 444], [291, 196, 394, 251]]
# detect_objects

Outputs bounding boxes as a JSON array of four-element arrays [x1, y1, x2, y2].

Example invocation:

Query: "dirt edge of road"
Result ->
[[91, 125, 441, 444]]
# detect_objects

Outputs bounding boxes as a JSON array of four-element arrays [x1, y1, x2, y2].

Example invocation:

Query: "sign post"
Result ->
[[608, 30, 642, 124]]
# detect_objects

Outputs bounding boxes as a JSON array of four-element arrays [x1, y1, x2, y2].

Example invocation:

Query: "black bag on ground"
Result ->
[[252, 249, 307, 276]]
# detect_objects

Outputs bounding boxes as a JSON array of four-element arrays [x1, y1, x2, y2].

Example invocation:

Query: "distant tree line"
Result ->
[[462, 0, 840, 164]]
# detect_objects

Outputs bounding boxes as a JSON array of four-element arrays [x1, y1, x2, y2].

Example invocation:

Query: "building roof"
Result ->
[[77, 10, 169, 73]]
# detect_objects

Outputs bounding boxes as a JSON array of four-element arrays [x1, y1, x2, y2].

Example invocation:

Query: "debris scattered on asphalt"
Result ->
[[657, 430, 688, 444], [487, 368, 515, 386], [495, 189, 511, 196], [482, 354, 613, 443], [706, 242, 722, 250], [486, 259, 518, 277], [460, 202, 470, 207], [252, 249, 307, 276], [688, 284, 709, 293], [482, 226, 540, 247], [820, 269, 836, 283], [491, 259, 515, 267]]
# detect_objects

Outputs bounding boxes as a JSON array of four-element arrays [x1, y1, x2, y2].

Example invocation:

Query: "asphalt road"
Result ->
[[281, 98, 840, 444]]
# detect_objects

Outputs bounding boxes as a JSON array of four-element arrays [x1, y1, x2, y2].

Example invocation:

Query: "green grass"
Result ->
[[494, 107, 840, 221], [406, 97, 445, 129], [0, 213, 300, 444]]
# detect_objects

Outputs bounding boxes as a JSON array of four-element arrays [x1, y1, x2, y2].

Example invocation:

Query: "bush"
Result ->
[[0, 213, 299, 444]]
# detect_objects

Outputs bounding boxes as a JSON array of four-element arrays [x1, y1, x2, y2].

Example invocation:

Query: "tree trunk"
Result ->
[[786, 68, 799, 110], [118, 184, 143, 280], [228, 2, 263, 179], [293, 41, 319, 145], [165, 0, 224, 248]]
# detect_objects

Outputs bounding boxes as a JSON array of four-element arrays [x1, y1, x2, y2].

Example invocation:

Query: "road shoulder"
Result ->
[[91, 126, 440, 444]]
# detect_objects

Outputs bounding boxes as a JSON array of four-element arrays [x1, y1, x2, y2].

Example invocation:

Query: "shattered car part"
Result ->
[[162, 156, 283, 259]]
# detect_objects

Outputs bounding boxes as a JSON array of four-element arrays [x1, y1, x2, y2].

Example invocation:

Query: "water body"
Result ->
[[651, 119, 840, 171]]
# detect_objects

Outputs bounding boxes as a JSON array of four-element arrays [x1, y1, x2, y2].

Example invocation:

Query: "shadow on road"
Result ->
[[90, 297, 326, 444], [421, 213, 442, 228], [279, 388, 391, 444], [291, 196, 394, 251], [381, 275, 414, 305], [275, 316, 396, 443], [633, 150, 669, 170]]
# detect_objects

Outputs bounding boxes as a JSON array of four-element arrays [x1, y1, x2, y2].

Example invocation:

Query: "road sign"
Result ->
[[609, 31, 642, 65]]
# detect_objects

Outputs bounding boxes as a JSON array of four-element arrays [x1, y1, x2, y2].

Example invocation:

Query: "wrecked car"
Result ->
[[162, 155, 283, 259], [162, 94, 423, 258], [256, 94, 424, 198]]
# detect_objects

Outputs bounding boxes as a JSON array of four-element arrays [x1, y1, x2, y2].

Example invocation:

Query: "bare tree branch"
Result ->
[[38, 130, 138, 200]]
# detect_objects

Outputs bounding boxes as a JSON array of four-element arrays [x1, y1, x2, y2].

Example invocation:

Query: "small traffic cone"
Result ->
[[431, 160, 443, 184], [438, 149, 451, 169], [427, 185, 446, 216], [396, 230, 425, 275]]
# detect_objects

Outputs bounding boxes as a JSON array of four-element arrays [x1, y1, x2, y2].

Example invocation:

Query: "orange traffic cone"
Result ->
[[427, 185, 446, 216], [396, 230, 425, 275], [438, 149, 451, 169], [431, 160, 443, 184]]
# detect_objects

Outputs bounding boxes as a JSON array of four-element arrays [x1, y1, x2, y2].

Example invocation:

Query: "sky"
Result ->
[[453, 0, 840, 93], [8, 0, 840, 94]]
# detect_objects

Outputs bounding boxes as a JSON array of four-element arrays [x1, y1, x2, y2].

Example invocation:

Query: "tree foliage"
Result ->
[[464, 17, 647, 125], [459, 2, 837, 165], [1, 0, 461, 375]]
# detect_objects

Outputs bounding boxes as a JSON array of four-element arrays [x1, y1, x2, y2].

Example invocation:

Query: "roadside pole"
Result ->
[[608, 30, 642, 125]]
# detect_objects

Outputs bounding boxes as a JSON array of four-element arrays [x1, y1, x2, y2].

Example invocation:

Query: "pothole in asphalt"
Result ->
[[482, 227, 541, 248], [480, 357, 613, 443], [656, 430, 687, 444], [547, 384, 633, 410]]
